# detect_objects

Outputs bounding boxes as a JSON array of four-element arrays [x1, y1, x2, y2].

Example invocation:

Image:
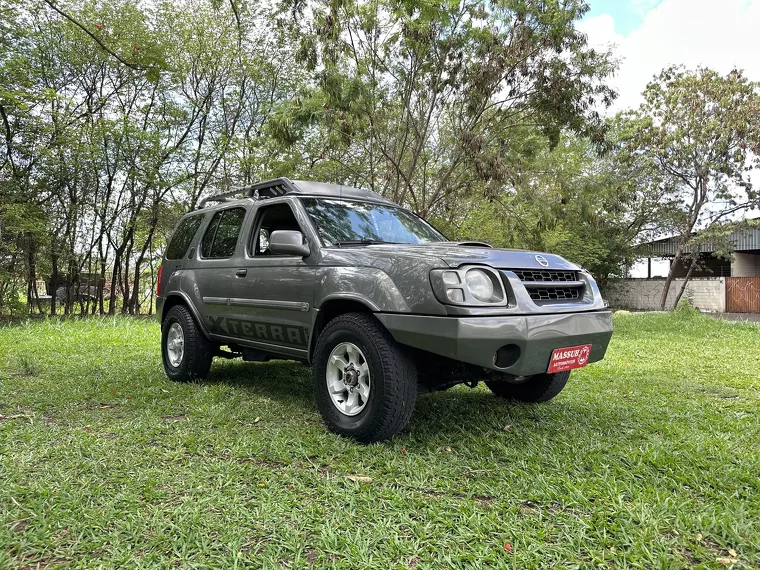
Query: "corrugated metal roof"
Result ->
[[643, 227, 760, 257]]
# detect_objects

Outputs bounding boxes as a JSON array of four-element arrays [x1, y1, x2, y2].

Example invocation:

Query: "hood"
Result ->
[[322, 242, 580, 271], [437, 243, 580, 271]]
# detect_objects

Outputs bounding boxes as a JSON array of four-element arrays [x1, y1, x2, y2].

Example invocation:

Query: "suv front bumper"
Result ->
[[376, 311, 613, 376]]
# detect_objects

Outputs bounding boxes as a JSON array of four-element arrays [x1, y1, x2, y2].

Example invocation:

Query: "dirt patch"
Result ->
[[90, 403, 120, 410], [18, 555, 69, 569], [7, 518, 32, 533], [163, 414, 188, 423], [400, 486, 495, 505], [0, 413, 33, 423], [306, 547, 319, 565], [519, 500, 591, 519]]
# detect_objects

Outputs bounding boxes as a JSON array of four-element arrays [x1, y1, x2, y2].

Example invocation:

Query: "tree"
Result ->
[[271, 0, 617, 216], [0, 0, 306, 315], [618, 66, 760, 309], [434, 129, 668, 284]]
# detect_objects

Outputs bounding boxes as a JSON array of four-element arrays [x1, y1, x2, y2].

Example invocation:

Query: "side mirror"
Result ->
[[269, 230, 311, 257]]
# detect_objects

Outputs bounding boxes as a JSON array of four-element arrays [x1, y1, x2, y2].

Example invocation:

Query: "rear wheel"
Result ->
[[486, 371, 570, 403], [161, 305, 214, 382], [313, 313, 417, 443]]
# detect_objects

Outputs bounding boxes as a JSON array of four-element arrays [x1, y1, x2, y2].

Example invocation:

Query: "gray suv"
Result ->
[[157, 178, 613, 442]]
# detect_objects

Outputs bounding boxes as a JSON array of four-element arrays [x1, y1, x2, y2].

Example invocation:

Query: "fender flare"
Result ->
[[307, 294, 387, 362], [161, 292, 212, 339], [317, 293, 382, 312]]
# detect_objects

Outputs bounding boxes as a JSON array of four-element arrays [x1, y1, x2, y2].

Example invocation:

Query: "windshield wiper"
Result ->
[[334, 239, 396, 246]]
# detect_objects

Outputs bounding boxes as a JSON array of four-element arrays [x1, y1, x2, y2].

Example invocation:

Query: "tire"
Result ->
[[486, 371, 571, 403], [313, 313, 417, 443], [161, 305, 214, 382]]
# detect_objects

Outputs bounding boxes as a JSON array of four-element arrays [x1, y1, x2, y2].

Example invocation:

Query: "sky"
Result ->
[[579, 0, 760, 112]]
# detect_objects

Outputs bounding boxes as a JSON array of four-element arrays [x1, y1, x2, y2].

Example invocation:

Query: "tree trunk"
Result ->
[[130, 261, 141, 315], [98, 259, 106, 315], [27, 240, 43, 315], [50, 253, 59, 316], [64, 258, 75, 316], [121, 252, 130, 315], [131, 217, 159, 315], [659, 248, 683, 310], [148, 236, 155, 316], [109, 250, 121, 315], [672, 256, 699, 310]]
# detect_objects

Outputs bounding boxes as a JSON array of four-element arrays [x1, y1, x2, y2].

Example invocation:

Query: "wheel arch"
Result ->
[[161, 293, 211, 339], [308, 297, 380, 362]]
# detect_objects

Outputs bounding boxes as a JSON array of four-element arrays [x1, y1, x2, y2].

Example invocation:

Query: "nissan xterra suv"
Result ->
[[156, 178, 613, 442]]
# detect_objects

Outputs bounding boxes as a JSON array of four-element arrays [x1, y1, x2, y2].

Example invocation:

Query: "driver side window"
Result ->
[[248, 203, 303, 256]]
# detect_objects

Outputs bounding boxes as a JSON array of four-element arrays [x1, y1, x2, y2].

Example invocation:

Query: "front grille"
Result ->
[[505, 268, 585, 304], [527, 286, 581, 302], [512, 269, 578, 282]]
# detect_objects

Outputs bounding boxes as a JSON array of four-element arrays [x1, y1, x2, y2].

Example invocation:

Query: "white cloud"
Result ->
[[578, 0, 760, 112], [630, 0, 662, 16]]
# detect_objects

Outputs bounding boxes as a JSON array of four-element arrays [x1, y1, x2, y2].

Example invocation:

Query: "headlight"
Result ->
[[430, 266, 506, 306], [465, 269, 494, 302]]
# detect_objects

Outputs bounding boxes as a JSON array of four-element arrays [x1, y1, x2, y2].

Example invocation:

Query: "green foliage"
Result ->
[[674, 296, 700, 317], [2, 0, 755, 312], [0, 0, 306, 314], [436, 131, 665, 282], [273, 0, 617, 215]]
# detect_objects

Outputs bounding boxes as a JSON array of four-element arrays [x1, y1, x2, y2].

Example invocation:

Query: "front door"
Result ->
[[223, 200, 316, 357]]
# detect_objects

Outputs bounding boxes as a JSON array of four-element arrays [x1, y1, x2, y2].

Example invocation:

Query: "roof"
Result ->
[[643, 227, 760, 256], [198, 178, 397, 209]]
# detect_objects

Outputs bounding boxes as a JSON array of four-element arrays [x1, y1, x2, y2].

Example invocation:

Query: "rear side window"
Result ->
[[166, 215, 204, 260], [200, 207, 246, 259]]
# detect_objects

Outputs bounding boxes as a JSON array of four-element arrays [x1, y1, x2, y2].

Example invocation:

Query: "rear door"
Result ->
[[191, 205, 249, 336], [225, 199, 316, 358]]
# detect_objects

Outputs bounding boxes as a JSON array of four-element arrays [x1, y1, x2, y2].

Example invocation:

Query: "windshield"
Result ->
[[301, 198, 446, 246]]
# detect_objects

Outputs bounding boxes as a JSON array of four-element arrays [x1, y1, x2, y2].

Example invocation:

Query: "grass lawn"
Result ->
[[0, 311, 759, 569]]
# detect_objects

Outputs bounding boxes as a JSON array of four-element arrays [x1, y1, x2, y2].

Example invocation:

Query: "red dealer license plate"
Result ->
[[547, 344, 592, 374]]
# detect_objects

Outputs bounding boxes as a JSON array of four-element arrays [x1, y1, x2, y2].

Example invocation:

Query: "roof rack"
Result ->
[[197, 177, 299, 209]]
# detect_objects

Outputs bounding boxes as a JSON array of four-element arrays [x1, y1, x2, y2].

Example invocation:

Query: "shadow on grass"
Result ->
[[202, 359, 633, 444], [207, 359, 314, 405]]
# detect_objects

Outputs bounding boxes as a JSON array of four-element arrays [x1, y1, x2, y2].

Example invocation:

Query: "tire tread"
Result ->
[[162, 305, 214, 382]]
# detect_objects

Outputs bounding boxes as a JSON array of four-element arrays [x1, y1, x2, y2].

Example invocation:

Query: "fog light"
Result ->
[[494, 344, 521, 368]]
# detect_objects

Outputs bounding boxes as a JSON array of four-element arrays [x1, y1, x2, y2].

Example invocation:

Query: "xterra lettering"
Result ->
[[208, 316, 308, 347]]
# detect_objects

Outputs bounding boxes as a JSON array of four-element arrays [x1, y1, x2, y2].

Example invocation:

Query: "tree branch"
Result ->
[[41, 0, 144, 71]]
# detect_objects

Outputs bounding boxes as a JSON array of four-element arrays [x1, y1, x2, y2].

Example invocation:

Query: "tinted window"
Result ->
[[201, 208, 246, 258], [166, 215, 204, 260], [301, 198, 445, 245]]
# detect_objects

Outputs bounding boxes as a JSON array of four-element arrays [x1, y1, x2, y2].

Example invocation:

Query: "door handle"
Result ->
[[235, 269, 247, 278]]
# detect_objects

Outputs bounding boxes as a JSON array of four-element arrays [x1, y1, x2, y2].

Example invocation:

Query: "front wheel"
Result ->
[[486, 371, 571, 403], [313, 313, 417, 443]]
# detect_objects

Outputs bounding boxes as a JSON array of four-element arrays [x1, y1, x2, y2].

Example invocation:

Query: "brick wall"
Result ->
[[604, 278, 725, 312]]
